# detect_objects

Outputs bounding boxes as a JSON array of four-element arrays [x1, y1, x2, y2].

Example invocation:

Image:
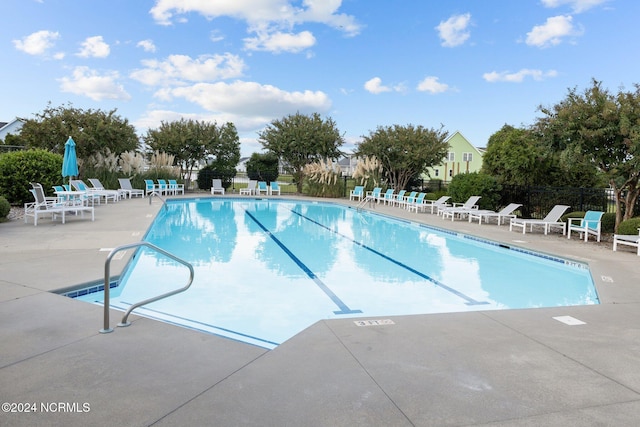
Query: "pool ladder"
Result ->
[[355, 195, 376, 212], [100, 242, 194, 333]]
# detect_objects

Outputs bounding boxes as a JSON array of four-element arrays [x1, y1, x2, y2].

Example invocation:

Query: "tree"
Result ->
[[144, 119, 240, 181], [482, 125, 552, 186], [482, 124, 601, 188], [356, 124, 449, 191], [17, 103, 139, 159], [257, 112, 344, 193], [246, 152, 279, 183], [537, 79, 640, 230]]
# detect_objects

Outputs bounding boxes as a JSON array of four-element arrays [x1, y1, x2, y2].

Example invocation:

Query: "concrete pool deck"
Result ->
[[1, 194, 640, 426]]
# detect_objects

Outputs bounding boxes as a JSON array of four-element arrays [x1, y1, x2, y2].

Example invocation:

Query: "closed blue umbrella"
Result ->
[[62, 136, 78, 186]]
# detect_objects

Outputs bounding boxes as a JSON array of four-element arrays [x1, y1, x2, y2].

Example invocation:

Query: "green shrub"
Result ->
[[197, 165, 234, 191], [617, 217, 640, 235], [561, 211, 585, 222], [0, 196, 10, 221], [601, 212, 616, 234], [447, 172, 501, 210], [0, 149, 63, 204]]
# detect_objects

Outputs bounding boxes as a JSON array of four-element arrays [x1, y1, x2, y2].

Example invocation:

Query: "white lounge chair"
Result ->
[[89, 178, 124, 200], [613, 228, 640, 255], [567, 210, 604, 242], [378, 189, 395, 204], [509, 205, 570, 235], [270, 181, 281, 195], [168, 179, 184, 195], [440, 196, 481, 221], [240, 180, 257, 195], [211, 179, 225, 195], [256, 181, 269, 195], [157, 179, 172, 195], [468, 203, 522, 225], [118, 178, 145, 198], [423, 196, 451, 214], [25, 183, 94, 226], [406, 193, 428, 212], [350, 186, 364, 201], [392, 190, 407, 207], [365, 187, 382, 202], [144, 179, 160, 196], [70, 180, 103, 205]]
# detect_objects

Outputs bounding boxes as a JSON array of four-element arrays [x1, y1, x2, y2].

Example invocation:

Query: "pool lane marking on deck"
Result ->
[[290, 208, 488, 306], [243, 209, 362, 315]]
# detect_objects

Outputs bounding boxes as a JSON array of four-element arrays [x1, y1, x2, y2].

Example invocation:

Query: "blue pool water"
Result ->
[[73, 198, 598, 349]]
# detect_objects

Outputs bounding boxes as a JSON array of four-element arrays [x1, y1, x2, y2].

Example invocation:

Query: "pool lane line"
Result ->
[[243, 209, 363, 315], [290, 208, 488, 306]]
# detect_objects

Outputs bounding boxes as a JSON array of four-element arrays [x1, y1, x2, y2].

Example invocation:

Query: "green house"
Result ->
[[424, 131, 484, 183]]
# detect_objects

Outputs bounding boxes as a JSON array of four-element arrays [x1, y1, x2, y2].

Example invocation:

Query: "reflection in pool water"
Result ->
[[74, 198, 598, 349]]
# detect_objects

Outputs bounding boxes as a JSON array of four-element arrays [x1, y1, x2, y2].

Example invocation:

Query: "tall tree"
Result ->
[[257, 112, 344, 193], [537, 79, 640, 230], [145, 119, 240, 180], [17, 103, 139, 159], [356, 124, 449, 191]]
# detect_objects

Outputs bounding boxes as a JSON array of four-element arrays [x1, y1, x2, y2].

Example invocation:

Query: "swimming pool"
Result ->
[[73, 198, 598, 349]]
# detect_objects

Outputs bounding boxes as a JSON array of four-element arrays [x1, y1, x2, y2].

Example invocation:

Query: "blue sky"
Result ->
[[3, 0, 638, 156]]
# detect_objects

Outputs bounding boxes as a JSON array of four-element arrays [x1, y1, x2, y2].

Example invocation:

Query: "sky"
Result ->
[[3, 0, 639, 157]]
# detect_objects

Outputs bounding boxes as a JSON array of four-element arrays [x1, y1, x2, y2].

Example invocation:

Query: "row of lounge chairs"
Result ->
[[25, 182, 95, 226], [145, 179, 184, 196], [350, 186, 640, 255], [24, 178, 179, 226], [235, 180, 281, 196]]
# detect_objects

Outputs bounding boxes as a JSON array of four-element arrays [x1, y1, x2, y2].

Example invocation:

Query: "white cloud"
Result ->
[[364, 77, 391, 94], [436, 13, 471, 47], [210, 30, 225, 42], [541, 0, 608, 13], [58, 66, 131, 101], [130, 53, 246, 86], [13, 30, 60, 55], [525, 15, 582, 47], [77, 36, 110, 58], [163, 80, 331, 117], [149, 0, 361, 53], [416, 76, 450, 94], [482, 69, 558, 83], [137, 39, 157, 52], [244, 30, 316, 53]]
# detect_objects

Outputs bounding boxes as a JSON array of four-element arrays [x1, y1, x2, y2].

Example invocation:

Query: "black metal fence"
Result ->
[[499, 185, 613, 218]]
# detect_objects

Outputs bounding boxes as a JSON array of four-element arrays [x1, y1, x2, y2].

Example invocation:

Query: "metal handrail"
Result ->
[[355, 195, 376, 211], [149, 192, 167, 209], [99, 242, 194, 333]]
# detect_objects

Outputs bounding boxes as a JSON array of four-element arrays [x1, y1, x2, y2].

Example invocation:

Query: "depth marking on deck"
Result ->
[[553, 316, 586, 326], [354, 319, 395, 327], [601, 275, 614, 283]]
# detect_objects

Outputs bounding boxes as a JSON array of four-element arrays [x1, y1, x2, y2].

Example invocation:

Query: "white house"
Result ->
[[0, 118, 26, 142]]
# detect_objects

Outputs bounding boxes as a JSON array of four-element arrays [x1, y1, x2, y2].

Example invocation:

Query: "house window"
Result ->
[[447, 152, 455, 161], [463, 152, 473, 162]]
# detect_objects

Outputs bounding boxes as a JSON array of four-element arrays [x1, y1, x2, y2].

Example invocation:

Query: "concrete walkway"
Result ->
[[1, 194, 640, 426]]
